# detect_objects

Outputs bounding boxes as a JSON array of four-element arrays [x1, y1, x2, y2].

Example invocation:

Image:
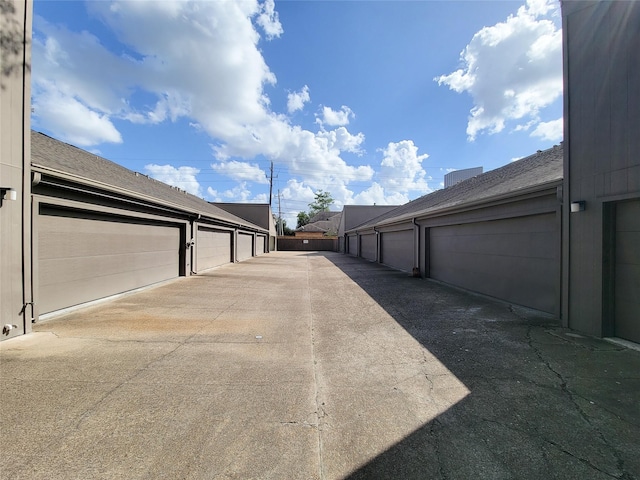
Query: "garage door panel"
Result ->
[[430, 214, 558, 313], [615, 200, 640, 342], [38, 214, 180, 314], [616, 232, 640, 264], [39, 251, 177, 286], [348, 235, 357, 255], [431, 228, 555, 259], [237, 233, 253, 262], [39, 226, 178, 259], [614, 264, 640, 300], [197, 228, 231, 271], [256, 235, 267, 255], [360, 234, 376, 261], [381, 230, 413, 272]]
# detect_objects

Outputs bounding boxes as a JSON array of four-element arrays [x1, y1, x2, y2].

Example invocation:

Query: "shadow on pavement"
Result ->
[[310, 251, 640, 480]]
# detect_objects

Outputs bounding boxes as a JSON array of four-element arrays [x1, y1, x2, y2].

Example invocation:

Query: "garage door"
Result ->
[[347, 235, 357, 256], [237, 233, 253, 262], [429, 214, 558, 313], [256, 235, 267, 255], [360, 233, 376, 262], [381, 230, 413, 272], [38, 210, 180, 314], [615, 199, 640, 343], [197, 227, 231, 272]]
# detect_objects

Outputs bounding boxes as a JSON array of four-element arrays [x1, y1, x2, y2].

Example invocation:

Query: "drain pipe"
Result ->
[[412, 218, 421, 277], [189, 214, 201, 274], [374, 226, 380, 263]]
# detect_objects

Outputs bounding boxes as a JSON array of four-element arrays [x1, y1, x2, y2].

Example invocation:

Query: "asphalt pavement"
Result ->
[[1, 251, 638, 479]]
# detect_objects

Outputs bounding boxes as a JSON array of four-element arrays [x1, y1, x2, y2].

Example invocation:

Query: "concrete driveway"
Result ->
[[1, 251, 639, 479]]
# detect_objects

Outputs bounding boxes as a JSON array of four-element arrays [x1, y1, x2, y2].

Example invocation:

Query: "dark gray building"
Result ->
[[346, 146, 563, 315], [562, 0, 640, 343]]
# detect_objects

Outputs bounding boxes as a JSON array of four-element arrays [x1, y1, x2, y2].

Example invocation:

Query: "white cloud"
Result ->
[[287, 85, 311, 114], [316, 127, 365, 154], [351, 183, 409, 206], [378, 140, 432, 195], [207, 182, 267, 203], [32, 81, 122, 146], [316, 106, 354, 127], [32, 0, 388, 210], [531, 117, 563, 141], [211, 160, 269, 184], [144, 164, 203, 197], [436, 0, 562, 141], [255, 0, 283, 40]]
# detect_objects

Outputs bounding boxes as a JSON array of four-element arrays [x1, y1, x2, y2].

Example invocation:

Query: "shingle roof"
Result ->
[[31, 131, 266, 231], [297, 211, 341, 234], [309, 211, 341, 223], [351, 144, 563, 231]]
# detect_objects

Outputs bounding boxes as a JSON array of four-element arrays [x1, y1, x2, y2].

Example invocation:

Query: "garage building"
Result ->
[[31, 131, 269, 318], [346, 145, 563, 315]]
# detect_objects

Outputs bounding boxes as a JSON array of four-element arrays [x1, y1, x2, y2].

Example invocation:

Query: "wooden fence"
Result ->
[[276, 237, 338, 251]]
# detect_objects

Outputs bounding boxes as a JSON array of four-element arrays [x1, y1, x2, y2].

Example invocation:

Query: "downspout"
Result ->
[[22, 0, 35, 332], [412, 218, 420, 277], [189, 214, 200, 274], [374, 227, 380, 263]]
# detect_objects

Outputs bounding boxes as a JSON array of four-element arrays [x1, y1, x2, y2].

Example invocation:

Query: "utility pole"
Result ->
[[277, 189, 283, 235], [269, 161, 274, 207]]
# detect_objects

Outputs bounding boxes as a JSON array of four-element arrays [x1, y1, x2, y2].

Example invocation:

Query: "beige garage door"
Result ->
[[237, 233, 254, 262], [38, 210, 181, 314], [256, 235, 267, 255], [196, 227, 231, 272]]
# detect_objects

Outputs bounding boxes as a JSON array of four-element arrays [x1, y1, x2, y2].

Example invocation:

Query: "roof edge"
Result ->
[[346, 179, 562, 233], [32, 163, 268, 233]]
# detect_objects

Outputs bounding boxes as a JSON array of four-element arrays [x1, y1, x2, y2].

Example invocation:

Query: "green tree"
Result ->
[[308, 190, 334, 217], [296, 211, 310, 229]]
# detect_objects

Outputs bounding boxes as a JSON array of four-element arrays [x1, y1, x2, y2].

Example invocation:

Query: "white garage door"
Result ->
[[256, 235, 267, 255], [38, 210, 181, 314], [430, 214, 558, 313], [380, 230, 413, 272], [197, 227, 231, 272], [237, 233, 254, 262]]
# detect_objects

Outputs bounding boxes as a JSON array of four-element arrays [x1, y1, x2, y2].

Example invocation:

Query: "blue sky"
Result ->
[[31, 0, 563, 227]]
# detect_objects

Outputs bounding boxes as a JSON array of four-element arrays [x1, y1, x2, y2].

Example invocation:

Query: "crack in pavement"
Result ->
[[525, 324, 631, 479]]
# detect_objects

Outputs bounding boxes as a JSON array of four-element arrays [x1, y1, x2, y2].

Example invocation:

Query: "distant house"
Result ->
[[295, 211, 341, 238], [345, 145, 563, 315]]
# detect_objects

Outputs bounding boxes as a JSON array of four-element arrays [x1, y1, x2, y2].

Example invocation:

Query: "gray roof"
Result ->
[[298, 211, 341, 234], [31, 131, 266, 231], [351, 144, 563, 231], [308, 211, 341, 223]]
